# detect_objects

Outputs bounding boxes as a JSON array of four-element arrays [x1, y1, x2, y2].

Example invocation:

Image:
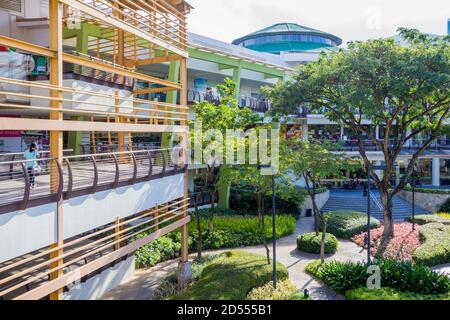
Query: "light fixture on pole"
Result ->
[[258, 164, 277, 289]]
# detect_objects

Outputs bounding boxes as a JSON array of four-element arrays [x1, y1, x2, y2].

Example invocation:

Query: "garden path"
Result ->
[[101, 217, 368, 300]]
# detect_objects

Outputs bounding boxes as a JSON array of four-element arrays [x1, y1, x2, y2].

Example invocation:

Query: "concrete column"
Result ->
[[162, 61, 180, 149], [340, 125, 344, 140], [395, 164, 401, 186], [375, 160, 383, 180], [375, 126, 380, 140], [432, 157, 441, 187], [302, 124, 309, 141]]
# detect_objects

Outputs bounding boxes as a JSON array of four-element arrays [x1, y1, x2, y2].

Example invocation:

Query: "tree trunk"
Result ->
[[195, 193, 203, 258], [379, 187, 394, 255], [208, 191, 216, 232], [320, 220, 328, 264], [311, 192, 320, 235], [258, 194, 271, 265]]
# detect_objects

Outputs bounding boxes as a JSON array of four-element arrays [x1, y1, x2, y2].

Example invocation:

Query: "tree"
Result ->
[[225, 130, 306, 264], [264, 29, 450, 247], [284, 138, 360, 234], [191, 78, 261, 232]]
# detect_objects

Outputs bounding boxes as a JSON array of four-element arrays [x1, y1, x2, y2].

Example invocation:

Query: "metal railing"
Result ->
[[369, 191, 383, 211], [0, 148, 186, 214], [187, 89, 272, 112], [321, 139, 450, 152]]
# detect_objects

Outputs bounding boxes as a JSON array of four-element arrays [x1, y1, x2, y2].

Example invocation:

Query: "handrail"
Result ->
[[369, 191, 383, 211], [0, 148, 185, 213]]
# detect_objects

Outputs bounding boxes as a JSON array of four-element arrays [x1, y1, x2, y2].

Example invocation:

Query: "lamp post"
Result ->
[[411, 168, 417, 231], [258, 164, 277, 289]]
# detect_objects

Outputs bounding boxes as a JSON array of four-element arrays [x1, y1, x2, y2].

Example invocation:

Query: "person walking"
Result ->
[[24, 143, 38, 189]]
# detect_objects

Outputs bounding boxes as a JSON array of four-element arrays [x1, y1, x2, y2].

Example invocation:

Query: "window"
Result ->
[[0, 0, 24, 16]]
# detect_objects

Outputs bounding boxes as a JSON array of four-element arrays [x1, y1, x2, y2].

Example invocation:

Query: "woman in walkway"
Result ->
[[24, 143, 38, 189]]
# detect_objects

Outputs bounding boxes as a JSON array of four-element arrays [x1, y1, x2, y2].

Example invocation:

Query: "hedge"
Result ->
[[297, 232, 338, 254], [440, 199, 450, 213], [403, 186, 450, 195], [306, 259, 449, 295], [170, 251, 289, 300], [413, 223, 450, 266], [346, 287, 450, 300], [406, 214, 450, 226], [247, 279, 308, 300], [135, 215, 296, 268], [320, 211, 381, 239]]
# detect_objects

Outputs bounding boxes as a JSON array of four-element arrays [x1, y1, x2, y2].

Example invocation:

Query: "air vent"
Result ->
[[0, 0, 24, 16]]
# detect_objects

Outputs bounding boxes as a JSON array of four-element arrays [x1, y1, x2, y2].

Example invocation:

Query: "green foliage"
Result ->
[[346, 287, 450, 300], [321, 211, 381, 239], [135, 235, 182, 268], [406, 214, 450, 226], [306, 260, 367, 293], [413, 223, 450, 266], [188, 215, 296, 250], [440, 198, 450, 213], [170, 251, 289, 300], [297, 232, 338, 254], [436, 212, 450, 219], [306, 259, 450, 295], [134, 215, 296, 268], [229, 187, 303, 218], [247, 279, 308, 300], [403, 186, 450, 195]]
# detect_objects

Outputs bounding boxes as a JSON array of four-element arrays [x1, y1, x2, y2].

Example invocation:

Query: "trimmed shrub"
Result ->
[[403, 187, 450, 195], [170, 251, 289, 300], [413, 223, 450, 266], [346, 287, 450, 300], [320, 211, 381, 239], [247, 279, 307, 300], [353, 222, 420, 261], [297, 232, 338, 254], [440, 199, 450, 213], [135, 235, 181, 268], [306, 259, 450, 295], [436, 212, 450, 219], [406, 214, 450, 226]]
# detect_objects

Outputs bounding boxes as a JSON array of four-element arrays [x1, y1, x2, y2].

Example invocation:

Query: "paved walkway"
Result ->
[[101, 217, 368, 300]]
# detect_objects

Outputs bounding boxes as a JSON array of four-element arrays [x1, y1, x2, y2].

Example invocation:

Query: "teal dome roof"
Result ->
[[232, 23, 342, 54]]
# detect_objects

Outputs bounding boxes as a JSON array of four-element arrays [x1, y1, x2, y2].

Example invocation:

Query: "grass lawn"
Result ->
[[169, 251, 290, 300]]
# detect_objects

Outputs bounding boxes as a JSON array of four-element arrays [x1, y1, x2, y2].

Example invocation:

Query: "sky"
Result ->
[[186, 0, 450, 45]]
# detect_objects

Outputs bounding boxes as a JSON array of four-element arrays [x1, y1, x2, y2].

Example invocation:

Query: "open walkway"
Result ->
[[101, 217, 367, 300]]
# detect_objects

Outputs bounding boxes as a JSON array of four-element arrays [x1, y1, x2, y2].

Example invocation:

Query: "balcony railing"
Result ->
[[0, 196, 189, 300], [0, 148, 186, 214], [186, 89, 272, 113], [322, 139, 450, 152]]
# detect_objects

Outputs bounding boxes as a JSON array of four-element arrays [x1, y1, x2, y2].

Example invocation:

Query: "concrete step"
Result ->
[[321, 192, 430, 221]]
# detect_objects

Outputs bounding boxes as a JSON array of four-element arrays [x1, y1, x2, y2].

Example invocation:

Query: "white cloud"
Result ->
[[187, 0, 450, 44]]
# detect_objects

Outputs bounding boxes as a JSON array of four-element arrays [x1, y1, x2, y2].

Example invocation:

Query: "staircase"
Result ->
[[321, 190, 430, 221]]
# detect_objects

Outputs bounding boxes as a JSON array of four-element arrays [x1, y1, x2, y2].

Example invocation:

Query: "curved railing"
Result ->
[[0, 148, 186, 214]]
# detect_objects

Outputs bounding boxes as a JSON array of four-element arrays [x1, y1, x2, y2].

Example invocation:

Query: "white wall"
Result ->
[[65, 255, 135, 300], [63, 174, 184, 239], [0, 202, 57, 263], [30, 80, 133, 114]]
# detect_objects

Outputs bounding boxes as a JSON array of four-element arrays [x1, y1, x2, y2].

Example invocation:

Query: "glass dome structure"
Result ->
[[232, 23, 342, 54]]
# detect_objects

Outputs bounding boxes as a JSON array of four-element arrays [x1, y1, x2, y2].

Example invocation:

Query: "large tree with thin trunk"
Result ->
[[264, 29, 450, 247]]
